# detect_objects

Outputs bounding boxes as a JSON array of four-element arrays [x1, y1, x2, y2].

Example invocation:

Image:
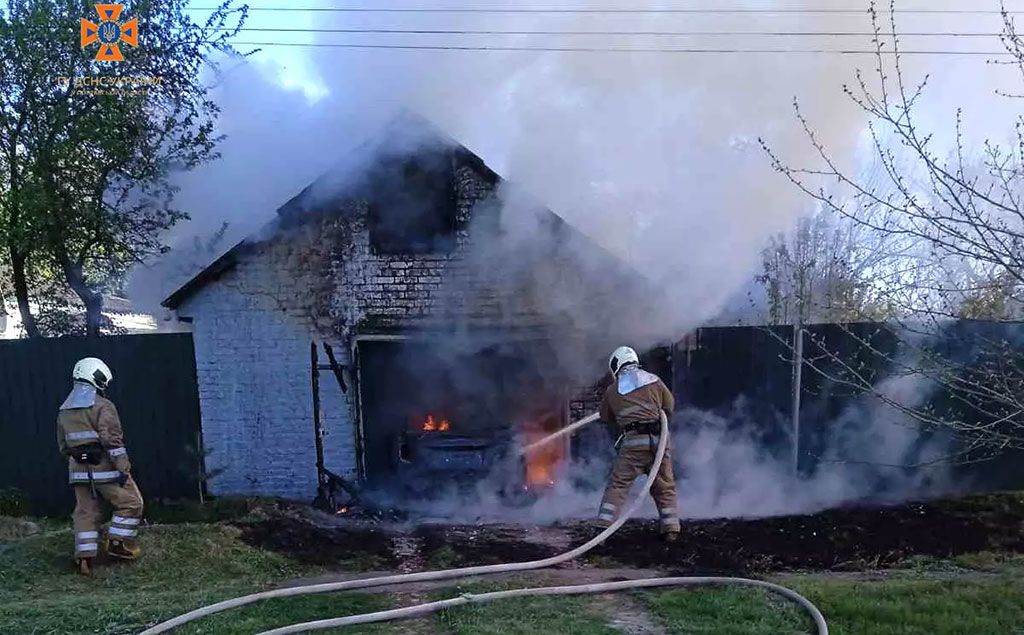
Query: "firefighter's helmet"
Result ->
[[608, 346, 639, 376], [72, 357, 113, 390]]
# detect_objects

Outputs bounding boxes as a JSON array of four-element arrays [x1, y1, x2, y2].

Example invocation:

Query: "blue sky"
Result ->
[[188, 0, 329, 101]]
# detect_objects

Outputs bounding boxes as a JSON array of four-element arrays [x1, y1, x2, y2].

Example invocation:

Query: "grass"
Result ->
[[0, 516, 40, 541], [641, 570, 1024, 635], [143, 497, 264, 525], [0, 521, 391, 634], [437, 582, 619, 635], [790, 576, 1024, 635], [2, 516, 1024, 634], [644, 586, 811, 634], [425, 544, 458, 569]]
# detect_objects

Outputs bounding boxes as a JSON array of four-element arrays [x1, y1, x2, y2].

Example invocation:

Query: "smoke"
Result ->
[[674, 376, 957, 520], [129, 0, 1020, 517], [140, 0, 1018, 338], [377, 365, 960, 524], [132, 0, 870, 320]]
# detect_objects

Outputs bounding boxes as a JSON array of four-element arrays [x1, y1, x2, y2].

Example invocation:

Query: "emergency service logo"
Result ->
[[80, 4, 138, 62]]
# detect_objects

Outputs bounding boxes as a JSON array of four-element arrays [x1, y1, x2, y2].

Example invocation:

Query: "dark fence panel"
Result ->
[[675, 326, 794, 455], [0, 334, 201, 515], [676, 322, 1024, 494]]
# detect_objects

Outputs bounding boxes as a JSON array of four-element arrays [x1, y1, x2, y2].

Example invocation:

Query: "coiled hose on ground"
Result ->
[[141, 412, 828, 635]]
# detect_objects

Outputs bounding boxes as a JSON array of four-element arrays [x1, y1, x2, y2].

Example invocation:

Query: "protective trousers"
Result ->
[[598, 437, 680, 534], [72, 476, 144, 560]]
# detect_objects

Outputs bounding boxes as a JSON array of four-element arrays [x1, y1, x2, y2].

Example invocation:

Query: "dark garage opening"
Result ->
[[356, 337, 569, 498]]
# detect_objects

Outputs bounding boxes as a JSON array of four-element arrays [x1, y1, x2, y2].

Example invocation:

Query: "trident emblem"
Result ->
[[81, 4, 138, 62]]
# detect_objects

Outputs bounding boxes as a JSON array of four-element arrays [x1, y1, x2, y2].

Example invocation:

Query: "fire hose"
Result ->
[[141, 412, 828, 635]]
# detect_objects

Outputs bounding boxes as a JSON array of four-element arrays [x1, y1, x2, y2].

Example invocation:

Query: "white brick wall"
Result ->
[[329, 164, 497, 334], [171, 149, 607, 500], [177, 235, 355, 500]]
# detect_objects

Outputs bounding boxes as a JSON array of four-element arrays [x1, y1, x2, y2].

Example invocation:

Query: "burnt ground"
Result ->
[[239, 509, 399, 568], [238, 492, 1024, 575], [581, 493, 1024, 573]]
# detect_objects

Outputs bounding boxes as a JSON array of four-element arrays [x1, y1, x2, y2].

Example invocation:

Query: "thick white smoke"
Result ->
[[136, 0, 1020, 335], [382, 367, 959, 523], [131, 0, 1021, 518]]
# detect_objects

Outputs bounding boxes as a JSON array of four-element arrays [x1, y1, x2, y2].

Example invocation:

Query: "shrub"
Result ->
[[0, 488, 30, 517]]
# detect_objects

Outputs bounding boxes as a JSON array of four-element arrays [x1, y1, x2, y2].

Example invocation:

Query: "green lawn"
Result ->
[[792, 576, 1024, 635], [644, 586, 811, 634], [2, 519, 1023, 634], [0, 522, 390, 634], [642, 572, 1024, 635], [437, 583, 620, 635]]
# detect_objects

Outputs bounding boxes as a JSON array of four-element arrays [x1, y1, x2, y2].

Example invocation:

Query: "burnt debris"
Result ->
[[238, 492, 1024, 575]]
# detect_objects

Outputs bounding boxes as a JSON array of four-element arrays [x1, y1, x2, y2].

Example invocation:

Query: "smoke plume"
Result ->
[[131, 0, 1020, 518]]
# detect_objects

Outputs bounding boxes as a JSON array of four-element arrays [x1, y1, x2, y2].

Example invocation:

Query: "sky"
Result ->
[[131, 0, 1024, 331]]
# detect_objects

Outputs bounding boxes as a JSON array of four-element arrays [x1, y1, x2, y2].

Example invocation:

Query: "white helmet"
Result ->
[[72, 357, 113, 390], [608, 346, 639, 376]]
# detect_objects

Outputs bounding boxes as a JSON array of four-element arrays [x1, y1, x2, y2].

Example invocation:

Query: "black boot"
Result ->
[[106, 538, 140, 561]]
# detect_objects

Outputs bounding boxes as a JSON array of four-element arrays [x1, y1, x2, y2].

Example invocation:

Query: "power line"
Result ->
[[226, 27, 1005, 37], [229, 40, 1010, 55], [190, 7, 1023, 14]]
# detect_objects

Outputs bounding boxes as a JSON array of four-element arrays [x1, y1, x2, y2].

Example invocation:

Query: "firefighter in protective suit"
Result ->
[[597, 346, 680, 541], [57, 358, 144, 576]]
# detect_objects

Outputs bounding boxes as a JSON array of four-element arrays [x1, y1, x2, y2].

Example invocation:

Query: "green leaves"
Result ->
[[0, 0, 246, 335]]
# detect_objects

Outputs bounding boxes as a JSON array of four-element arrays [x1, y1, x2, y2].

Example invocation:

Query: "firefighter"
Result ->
[[57, 357, 144, 576], [597, 346, 680, 541]]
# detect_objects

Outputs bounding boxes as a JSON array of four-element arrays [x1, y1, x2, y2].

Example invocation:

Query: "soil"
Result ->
[[413, 524, 567, 566], [239, 508, 398, 567], [237, 492, 1024, 575], [579, 493, 1024, 574]]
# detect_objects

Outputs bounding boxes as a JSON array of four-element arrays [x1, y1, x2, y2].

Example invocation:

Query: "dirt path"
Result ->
[[388, 534, 446, 635], [591, 593, 669, 635]]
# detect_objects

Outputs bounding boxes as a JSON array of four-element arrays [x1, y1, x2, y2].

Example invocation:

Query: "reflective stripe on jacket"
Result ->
[[69, 470, 122, 484], [620, 435, 660, 448], [57, 395, 131, 485]]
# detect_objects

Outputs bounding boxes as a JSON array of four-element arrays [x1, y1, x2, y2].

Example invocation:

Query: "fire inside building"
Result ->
[[162, 116, 667, 510]]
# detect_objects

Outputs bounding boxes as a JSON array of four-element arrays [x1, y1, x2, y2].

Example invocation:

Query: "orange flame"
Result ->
[[523, 419, 563, 490], [421, 415, 451, 432]]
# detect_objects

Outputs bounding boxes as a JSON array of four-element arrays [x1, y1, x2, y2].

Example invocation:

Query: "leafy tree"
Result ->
[[0, 0, 246, 335]]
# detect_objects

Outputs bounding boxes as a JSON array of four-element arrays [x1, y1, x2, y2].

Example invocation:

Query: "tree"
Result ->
[[762, 0, 1024, 451], [757, 207, 900, 325], [0, 252, 9, 333], [0, 0, 246, 335]]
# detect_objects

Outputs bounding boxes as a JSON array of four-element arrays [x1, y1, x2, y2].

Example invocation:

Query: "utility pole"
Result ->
[[791, 315, 804, 475], [791, 269, 806, 476]]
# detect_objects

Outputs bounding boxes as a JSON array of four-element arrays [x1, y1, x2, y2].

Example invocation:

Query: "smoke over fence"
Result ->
[[360, 322, 1023, 523], [129, 1, 1024, 519]]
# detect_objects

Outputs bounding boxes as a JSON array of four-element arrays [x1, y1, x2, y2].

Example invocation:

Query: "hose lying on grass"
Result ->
[[258, 576, 827, 635], [141, 412, 828, 635]]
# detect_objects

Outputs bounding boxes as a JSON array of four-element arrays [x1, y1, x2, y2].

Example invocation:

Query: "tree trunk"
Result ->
[[82, 290, 103, 336], [57, 252, 103, 336], [8, 245, 40, 337]]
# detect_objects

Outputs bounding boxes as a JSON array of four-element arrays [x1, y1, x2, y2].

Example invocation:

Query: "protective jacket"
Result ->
[[600, 368, 675, 436], [597, 367, 680, 534], [56, 383, 132, 485]]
